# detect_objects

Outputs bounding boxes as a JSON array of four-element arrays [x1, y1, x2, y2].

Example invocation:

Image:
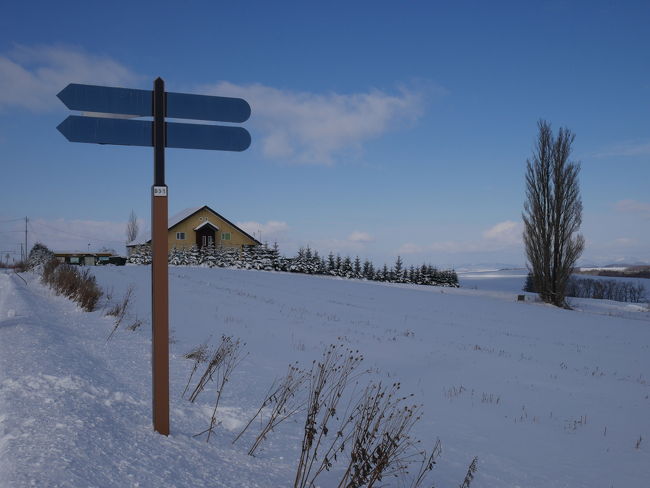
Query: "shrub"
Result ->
[[41, 258, 102, 312]]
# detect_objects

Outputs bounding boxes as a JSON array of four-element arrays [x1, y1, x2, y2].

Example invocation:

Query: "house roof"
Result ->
[[128, 205, 261, 246], [193, 220, 219, 231]]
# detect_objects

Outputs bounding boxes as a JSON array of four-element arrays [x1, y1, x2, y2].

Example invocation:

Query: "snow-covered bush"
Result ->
[[26, 242, 54, 270], [127, 245, 152, 265]]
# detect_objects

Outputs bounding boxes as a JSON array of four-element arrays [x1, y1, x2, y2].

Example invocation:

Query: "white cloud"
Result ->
[[196, 81, 433, 164], [614, 199, 650, 217], [348, 231, 374, 243], [483, 220, 522, 245], [612, 237, 637, 247], [397, 243, 425, 255], [0, 44, 139, 111], [397, 220, 523, 257], [236, 220, 289, 242]]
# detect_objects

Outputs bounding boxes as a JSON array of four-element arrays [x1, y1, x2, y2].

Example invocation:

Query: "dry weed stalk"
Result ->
[[336, 382, 422, 488], [410, 439, 442, 488], [191, 336, 246, 442], [126, 317, 142, 331], [188, 336, 239, 403], [233, 362, 309, 456], [181, 341, 210, 399], [459, 457, 479, 488], [106, 285, 134, 341], [294, 343, 364, 488]]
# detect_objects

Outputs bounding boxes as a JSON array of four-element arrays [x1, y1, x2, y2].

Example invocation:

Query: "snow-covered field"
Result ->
[[1, 266, 649, 487]]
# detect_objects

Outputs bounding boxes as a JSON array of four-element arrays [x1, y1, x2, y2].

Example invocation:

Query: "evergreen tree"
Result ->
[[353, 256, 362, 278], [362, 260, 373, 280], [327, 252, 336, 274], [393, 255, 404, 282], [381, 264, 389, 282]]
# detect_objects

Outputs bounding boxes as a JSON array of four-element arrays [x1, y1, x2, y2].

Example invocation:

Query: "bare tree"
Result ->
[[126, 210, 139, 244], [523, 120, 584, 307]]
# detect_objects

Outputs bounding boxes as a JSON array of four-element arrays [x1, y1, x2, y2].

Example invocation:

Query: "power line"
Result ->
[[29, 220, 126, 245]]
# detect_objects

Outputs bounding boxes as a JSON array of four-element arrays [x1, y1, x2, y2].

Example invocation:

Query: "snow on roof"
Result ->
[[193, 220, 219, 231], [169, 207, 203, 229]]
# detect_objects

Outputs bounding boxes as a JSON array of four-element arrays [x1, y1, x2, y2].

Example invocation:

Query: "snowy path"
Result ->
[[0, 271, 291, 487]]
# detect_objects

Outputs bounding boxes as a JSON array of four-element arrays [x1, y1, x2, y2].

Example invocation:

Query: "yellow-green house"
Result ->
[[129, 205, 261, 253]]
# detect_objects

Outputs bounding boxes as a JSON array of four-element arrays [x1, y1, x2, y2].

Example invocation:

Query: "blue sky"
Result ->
[[1, 0, 649, 268]]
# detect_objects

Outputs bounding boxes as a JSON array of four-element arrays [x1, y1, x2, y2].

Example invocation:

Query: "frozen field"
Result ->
[[1, 266, 649, 487]]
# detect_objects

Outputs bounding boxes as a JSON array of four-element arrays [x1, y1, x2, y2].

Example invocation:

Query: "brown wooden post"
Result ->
[[151, 77, 169, 435]]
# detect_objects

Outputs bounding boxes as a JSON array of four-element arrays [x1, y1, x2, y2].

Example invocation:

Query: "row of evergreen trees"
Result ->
[[128, 243, 459, 288]]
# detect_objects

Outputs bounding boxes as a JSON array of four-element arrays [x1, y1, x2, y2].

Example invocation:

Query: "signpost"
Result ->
[[57, 78, 251, 436]]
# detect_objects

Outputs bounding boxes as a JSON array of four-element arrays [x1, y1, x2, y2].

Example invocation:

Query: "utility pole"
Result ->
[[24, 217, 28, 258]]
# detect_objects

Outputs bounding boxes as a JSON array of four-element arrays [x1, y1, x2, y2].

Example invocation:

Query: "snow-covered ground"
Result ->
[[1, 266, 649, 487]]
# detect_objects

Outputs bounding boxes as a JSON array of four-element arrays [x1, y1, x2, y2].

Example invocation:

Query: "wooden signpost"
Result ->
[[57, 78, 251, 435]]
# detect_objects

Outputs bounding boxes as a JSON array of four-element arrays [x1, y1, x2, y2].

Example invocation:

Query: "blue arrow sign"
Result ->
[[57, 115, 251, 151], [57, 83, 250, 123], [57, 84, 152, 117], [57, 116, 151, 146], [167, 121, 251, 151], [167, 92, 250, 123]]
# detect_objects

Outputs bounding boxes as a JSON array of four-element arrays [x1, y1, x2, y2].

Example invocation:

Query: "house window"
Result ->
[[221, 232, 231, 241], [176, 232, 186, 240]]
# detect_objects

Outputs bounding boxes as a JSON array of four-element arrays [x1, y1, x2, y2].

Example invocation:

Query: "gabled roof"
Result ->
[[169, 207, 203, 228], [193, 220, 219, 231], [128, 205, 261, 246]]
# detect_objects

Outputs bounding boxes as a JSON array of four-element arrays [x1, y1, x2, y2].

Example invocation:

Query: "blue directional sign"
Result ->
[[57, 115, 251, 151], [167, 121, 251, 151], [57, 83, 251, 122], [167, 92, 250, 123], [56, 77, 251, 437], [57, 116, 151, 146], [57, 84, 151, 117]]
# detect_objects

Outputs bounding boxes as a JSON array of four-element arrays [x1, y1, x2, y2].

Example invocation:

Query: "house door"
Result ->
[[196, 227, 215, 248]]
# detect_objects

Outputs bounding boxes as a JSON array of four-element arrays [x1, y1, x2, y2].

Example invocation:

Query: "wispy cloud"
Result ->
[[0, 44, 139, 111], [614, 199, 650, 218], [236, 220, 289, 242], [591, 140, 650, 158], [612, 237, 637, 247], [398, 220, 523, 256], [348, 231, 374, 243], [197, 81, 436, 164], [482, 220, 522, 245]]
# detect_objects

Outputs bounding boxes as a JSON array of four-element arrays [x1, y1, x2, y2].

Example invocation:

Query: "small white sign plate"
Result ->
[[153, 186, 167, 197]]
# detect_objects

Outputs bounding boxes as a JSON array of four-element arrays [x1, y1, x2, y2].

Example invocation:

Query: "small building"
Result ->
[[128, 205, 261, 254], [54, 251, 114, 266]]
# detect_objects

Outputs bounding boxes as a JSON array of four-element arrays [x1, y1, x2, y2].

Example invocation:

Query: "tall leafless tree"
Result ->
[[126, 210, 139, 244], [522, 120, 584, 307]]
